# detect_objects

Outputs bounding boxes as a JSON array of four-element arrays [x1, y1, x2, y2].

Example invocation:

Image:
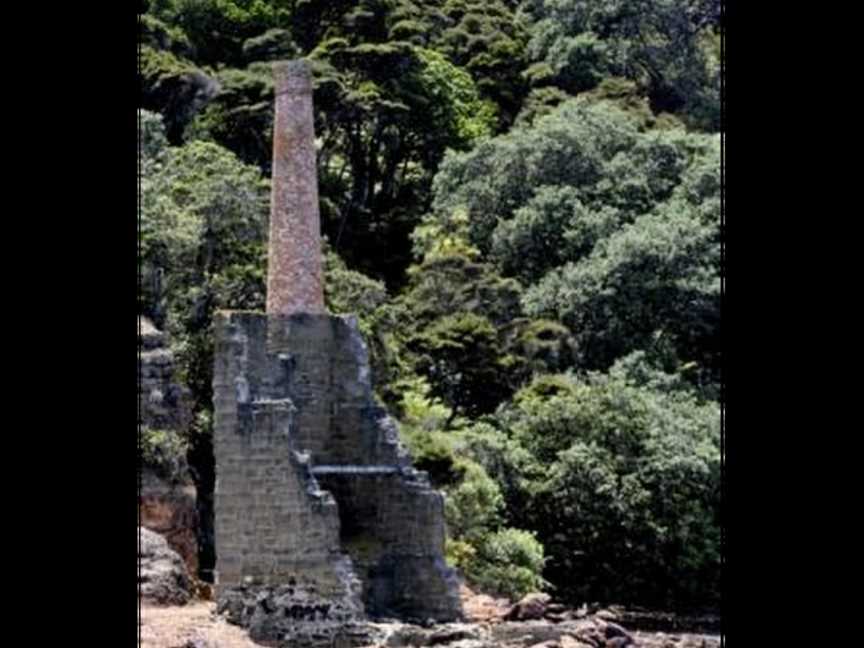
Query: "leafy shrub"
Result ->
[[464, 528, 548, 600], [138, 109, 170, 163], [506, 318, 577, 376], [150, 0, 287, 67], [184, 64, 275, 169], [495, 370, 721, 608], [139, 427, 189, 483], [444, 459, 504, 543], [140, 139, 268, 327], [139, 46, 216, 143], [323, 245, 388, 321], [407, 313, 518, 419], [415, 48, 498, 144], [400, 405, 547, 600], [441, 455, 547, 600]]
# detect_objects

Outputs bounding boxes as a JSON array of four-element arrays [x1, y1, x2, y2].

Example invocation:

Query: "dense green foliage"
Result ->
[[397, 381, 547, 599], [425, 100, 721, 394], [139, 0, 722, 610], [502, 363, 720, 606], [140, 426, 190, 484], [520, 0, 721, 129]]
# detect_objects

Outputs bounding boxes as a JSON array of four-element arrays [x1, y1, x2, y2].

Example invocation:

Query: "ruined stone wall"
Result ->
[[212, 315, 348, 594], [316, 472, 461, 620], [213, 311, 461, 631], [262, 312, 411, 467]]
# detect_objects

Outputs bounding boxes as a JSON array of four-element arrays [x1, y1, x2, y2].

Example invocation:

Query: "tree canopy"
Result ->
[[139, 0, 722, 610]]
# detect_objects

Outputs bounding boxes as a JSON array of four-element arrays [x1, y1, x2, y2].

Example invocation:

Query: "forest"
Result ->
[[139, 0, 722, 612]]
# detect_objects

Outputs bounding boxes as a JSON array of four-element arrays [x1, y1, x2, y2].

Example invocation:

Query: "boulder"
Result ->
[[504, 593, 552, 621], [217, 582, 370, 647], [490, 620, 592, 646], [604, 622, 633, 643], [527, 641, 560, 648], [140, 469, 199, 576], [605, 638, 632, 648], [427, 626, 482, 645], [139, 526, 194, 605], [569, 623, 606, 648], [139, 316, 165, 350], [445, 641, 490, 648], [459, 584, 510, 623]]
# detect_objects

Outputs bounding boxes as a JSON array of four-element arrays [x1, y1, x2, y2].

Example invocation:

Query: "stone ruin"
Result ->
[[212, 60, 462, 646]]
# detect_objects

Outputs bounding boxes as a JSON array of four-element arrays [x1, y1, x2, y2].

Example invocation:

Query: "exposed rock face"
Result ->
[[505, 593, 553, 621], [212, 312, 462, 645], [139, 316, 198, 575], [140, 527, 194, 605], [459, 584, 510, 623], [217, 580, 373, 647], [139, 316, 191, 432], [141, 468, 199, 576]]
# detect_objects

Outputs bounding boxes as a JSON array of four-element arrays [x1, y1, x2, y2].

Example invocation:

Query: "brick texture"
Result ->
[[213, 312, 462, 623], [266, 60, 325, 316]]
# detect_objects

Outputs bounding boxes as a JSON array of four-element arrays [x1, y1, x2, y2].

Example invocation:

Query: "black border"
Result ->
[[16, 0, 814, 642], [11, 2, 140, 641], [722, 1, 824, 643]]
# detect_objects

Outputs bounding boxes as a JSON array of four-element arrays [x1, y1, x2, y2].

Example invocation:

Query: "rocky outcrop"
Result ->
[[140, 598, 720, 648], [504, 593, 553, 621], [459, 585, 510, 623], [350, 591, 720, 648], [139, 316, 191, 432], [217, 577, 372, 648], [359, 617, 720, 648], [139, 527, 194, 605], [141, 468, 199, 576], [139, 316, 198, 576]]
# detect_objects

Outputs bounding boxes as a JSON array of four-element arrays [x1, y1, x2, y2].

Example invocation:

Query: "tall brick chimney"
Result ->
[[266, 59, 326, 316]]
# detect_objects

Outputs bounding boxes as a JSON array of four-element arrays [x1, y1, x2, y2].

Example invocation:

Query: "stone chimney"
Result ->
[[266, 59, 325, 316]]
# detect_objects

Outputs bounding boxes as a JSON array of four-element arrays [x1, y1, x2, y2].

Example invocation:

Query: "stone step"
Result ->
[[311, 465, 400, 476]]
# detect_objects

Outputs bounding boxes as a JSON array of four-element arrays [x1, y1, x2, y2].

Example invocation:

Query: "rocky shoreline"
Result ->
[[140, 527, 721, 648], [139, 602, 721, 648], [362, 618, 720, 648], [354, 591, 721, 648]]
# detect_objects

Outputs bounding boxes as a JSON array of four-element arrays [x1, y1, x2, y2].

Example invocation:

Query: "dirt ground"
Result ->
[[139, 601, 267, 648]]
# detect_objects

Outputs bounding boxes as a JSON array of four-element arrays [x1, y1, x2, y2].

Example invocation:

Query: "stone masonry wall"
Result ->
[[213, 311, 461, 633], [213, 315, 348, 594], [316, 472, 461, 620]]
